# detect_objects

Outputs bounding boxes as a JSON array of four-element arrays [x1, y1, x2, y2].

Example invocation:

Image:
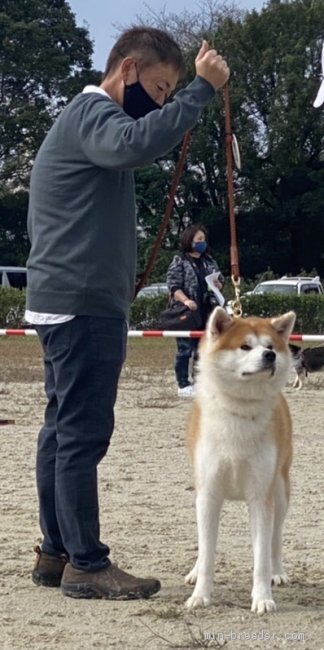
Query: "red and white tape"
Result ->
[[0, 329, 324, 345]]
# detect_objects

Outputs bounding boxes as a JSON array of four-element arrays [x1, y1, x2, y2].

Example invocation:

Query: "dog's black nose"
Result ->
[[263, 350, 276, 363]]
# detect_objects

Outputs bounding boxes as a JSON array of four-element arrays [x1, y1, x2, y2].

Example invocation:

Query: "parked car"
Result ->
[[251, 276, 324, 296], [136, 282, 169, 298], [226, 275, 324, 316]]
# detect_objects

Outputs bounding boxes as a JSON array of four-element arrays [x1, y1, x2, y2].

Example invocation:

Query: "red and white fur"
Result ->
[[185, 307, 296, 614]]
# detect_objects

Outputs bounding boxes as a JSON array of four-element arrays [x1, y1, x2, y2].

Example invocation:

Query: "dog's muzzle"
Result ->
[[242, 350, 277, 377]]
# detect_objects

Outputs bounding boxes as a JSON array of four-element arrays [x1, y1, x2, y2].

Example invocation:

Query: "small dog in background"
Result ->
[[185, 307, 296, 615], [289, 345, 307, 389], [289, 344, 324, 389]]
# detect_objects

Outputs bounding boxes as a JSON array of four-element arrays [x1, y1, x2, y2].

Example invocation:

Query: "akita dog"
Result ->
[[185, 307, 296, 614]]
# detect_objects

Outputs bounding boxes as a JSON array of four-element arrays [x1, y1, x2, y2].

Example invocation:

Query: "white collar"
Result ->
[[82, 85, 111, 98]]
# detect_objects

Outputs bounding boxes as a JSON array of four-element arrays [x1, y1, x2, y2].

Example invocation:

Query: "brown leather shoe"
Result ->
[[32, 545, 68, 587], [61, 562, 161, 599]]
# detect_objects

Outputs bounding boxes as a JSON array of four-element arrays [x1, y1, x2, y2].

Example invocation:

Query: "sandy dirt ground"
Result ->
[[0, 339, 323, 650]]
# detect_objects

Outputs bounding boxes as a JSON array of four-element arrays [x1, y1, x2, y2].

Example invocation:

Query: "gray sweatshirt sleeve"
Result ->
[[78, 76, 215, 169]]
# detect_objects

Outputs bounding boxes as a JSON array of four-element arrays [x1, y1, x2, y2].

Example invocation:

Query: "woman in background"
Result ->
[[166, 223, 224, 396]]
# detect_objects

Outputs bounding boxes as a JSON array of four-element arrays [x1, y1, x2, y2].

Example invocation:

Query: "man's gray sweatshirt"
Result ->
[[26, 76, 215, 319]]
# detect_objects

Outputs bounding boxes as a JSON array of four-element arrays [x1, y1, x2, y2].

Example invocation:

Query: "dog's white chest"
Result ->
[[197, 415, 276, 502]]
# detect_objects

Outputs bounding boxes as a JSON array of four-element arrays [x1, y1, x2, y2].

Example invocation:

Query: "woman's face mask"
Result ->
[[123, 81, 161, 119], [192, 241, 207, 254]]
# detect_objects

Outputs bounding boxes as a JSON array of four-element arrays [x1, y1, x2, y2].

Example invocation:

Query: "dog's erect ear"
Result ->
[[206, 306, 233, 340], [271, 311, 296, 341]]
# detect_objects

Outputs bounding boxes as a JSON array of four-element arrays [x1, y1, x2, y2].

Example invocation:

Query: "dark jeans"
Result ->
[[174, 337, 199, 388], [35, 316, 127, 571]]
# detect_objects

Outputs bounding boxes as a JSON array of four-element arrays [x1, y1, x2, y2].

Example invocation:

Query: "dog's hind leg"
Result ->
[[292, 372, 300, 389], [249, 498, 276, 614], [293, 372, 304, 390], [271, 474, 289, 586], [185, 485, 223, 609]]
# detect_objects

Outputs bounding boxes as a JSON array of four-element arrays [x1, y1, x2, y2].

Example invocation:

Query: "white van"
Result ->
[[0, 266, 27, 289]]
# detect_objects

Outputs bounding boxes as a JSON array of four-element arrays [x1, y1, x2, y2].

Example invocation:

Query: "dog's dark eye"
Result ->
[[267, 344, 273, 350], [241, 344, 252, 351]]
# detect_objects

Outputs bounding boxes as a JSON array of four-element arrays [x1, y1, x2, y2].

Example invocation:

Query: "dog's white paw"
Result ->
[[184, 567, 198, 585], [251, 597, 277, 614], [185, 593, 211, 609], [272, 572, 289, 586]]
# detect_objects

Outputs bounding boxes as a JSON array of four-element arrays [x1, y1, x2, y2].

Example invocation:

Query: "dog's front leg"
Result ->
[[250, 499, 276, 614], [185, 486, 223, 609], [271, 475, 289, 585]]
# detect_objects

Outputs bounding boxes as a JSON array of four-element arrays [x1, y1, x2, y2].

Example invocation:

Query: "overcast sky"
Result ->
[[67, 0, 267, 70]]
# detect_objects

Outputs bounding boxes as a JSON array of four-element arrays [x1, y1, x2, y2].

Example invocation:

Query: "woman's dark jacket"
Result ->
[[166, 253, 224, 325]]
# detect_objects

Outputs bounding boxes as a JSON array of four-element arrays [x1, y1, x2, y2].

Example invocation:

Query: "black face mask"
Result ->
[[123, 81, 161, 119]]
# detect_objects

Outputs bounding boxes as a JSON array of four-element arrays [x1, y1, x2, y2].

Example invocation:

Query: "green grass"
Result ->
[[0, 336, 176, 382]]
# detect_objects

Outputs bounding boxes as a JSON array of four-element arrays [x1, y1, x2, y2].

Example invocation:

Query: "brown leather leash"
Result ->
[[223, 82, 242, 317], [134, 131, 191, 298]]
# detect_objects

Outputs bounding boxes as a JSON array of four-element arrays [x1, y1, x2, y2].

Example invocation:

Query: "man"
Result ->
[[26, 26, 230, 600]]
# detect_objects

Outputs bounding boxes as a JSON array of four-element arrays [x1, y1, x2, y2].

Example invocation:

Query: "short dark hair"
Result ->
[[103, 26, 186, 78], [180, 223, 210, 253]]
